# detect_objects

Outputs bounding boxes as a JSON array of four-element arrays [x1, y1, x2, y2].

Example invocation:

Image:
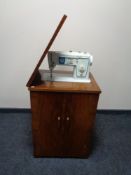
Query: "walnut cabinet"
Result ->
[[29, 73, 101, 157]]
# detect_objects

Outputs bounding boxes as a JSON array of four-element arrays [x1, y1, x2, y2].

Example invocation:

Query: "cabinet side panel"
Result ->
[[30, 91, 42, 157]]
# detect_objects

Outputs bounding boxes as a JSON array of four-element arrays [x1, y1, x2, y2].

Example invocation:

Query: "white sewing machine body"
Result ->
[[41, 51, 93, 83]]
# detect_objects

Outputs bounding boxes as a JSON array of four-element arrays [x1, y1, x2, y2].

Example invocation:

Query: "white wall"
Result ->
[[0, 0, 131, 109]]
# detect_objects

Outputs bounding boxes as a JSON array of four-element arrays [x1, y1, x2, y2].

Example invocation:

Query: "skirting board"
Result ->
[[0, 108, 31, 113], [0, 108, 131, 115]]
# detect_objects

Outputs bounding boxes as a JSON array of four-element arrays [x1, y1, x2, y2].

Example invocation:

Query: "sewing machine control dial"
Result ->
[[79, 64, 85, 73]]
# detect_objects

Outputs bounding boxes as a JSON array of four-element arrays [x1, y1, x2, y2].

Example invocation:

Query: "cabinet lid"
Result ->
[[26, 15, 67, 87]]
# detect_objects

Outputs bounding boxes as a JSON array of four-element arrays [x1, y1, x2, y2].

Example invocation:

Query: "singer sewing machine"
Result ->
[[40, 51, 93, 83]]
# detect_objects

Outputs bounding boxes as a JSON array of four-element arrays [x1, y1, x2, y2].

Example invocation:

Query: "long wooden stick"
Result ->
[[26, 15, 67, 87]]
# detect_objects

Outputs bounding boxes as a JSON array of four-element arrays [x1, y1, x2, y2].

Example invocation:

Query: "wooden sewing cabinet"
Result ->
[[28, 72, 101, 158]]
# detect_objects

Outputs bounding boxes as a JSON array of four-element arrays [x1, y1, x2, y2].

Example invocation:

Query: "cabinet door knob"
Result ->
[[57, 116, 61, 120], [66, 117, 70, 121]]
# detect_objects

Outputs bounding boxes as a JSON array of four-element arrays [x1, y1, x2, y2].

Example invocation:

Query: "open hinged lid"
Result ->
[[26, 15, 67, 87]]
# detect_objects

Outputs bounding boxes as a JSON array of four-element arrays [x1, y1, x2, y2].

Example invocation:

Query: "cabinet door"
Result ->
[[30, 91, 99, 157], [63, 93, 99, 157], [30, 91, 66, 157]]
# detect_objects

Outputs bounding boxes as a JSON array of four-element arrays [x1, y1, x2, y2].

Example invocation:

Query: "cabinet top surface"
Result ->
[[29, 73, 101, 93]]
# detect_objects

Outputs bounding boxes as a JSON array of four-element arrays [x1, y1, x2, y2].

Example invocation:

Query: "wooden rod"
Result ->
[[26, 15, 67, 87]]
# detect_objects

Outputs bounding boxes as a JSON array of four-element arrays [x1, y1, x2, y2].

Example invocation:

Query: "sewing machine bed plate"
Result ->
[[40, 70, 91, 83]]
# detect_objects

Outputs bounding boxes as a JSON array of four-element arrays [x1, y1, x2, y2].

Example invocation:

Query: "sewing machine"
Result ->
[[40, 51, 93, 83]]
